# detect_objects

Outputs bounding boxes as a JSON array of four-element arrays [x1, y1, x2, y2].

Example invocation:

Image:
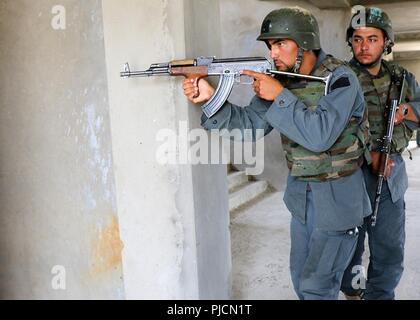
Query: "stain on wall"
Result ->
[[90, 215, 124, 276]]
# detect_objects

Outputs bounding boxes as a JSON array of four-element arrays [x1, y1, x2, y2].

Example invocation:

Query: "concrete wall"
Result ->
[[0, 0, 124, 299], [102, 0, 231, 299], [184, 0, 233, 299], [219, 0, 352, 190], [377, 1, 420, 32], [396, 59, 420, 79], [1, 0, 231, 299]]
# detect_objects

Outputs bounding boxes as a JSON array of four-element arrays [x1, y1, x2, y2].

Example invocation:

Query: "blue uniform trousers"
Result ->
[[341, 166, 405, 300], [290, 190, 359, 300]]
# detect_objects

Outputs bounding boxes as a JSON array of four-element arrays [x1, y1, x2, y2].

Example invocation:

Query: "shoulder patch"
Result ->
[[330, 76, 350, 91]]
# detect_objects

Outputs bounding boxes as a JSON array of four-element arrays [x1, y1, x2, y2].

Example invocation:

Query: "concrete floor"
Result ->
[[231, 144, 420, 300]]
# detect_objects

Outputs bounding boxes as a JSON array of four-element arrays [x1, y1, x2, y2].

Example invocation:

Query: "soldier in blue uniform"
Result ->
[[341, 7, 420, 300], [182, 7, 371, 299]]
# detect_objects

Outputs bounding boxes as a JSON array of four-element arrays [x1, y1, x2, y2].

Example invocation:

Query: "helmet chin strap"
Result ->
[[292, 47, 304, 73], [275, 46, 304, 73]]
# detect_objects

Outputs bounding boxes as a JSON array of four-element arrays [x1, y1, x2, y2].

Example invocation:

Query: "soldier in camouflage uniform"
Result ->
[[182, 7, 371, 299], [341, 7, 420, 300]]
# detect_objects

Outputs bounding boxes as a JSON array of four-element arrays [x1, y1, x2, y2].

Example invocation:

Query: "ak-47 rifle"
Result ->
[[120, 56, 332, 118], [371, 69, 407, 227]]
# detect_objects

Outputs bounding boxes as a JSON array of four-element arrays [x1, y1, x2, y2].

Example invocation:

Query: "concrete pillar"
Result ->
[[0, 0, 124, 299], [102, 0, 231, 299]]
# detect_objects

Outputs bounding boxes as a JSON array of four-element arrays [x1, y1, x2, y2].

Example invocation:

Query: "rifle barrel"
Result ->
[[120, 68, 169, 77]]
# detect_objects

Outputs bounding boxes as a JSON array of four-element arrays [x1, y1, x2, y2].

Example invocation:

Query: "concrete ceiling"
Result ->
[[306, 0, 420, 9]]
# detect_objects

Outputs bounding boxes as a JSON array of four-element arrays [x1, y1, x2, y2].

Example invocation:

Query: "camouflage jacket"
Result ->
[[350, 58, 420, 202]]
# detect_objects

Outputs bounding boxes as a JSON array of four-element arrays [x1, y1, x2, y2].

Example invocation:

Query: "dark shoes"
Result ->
[[343, 290, 364, 300]]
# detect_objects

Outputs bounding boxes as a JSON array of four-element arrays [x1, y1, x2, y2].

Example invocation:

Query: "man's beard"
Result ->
[[355, 51, 383, 68], [357, 57, 382, 68], [274, 60, 295, 72]]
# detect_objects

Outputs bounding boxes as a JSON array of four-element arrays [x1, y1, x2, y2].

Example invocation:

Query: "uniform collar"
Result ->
[[311, 49, 327, 75]]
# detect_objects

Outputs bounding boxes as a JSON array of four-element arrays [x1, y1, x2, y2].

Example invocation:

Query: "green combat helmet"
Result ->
[[257, 7, 321, 49], [257, 7, 321, 72], [346, 6, 394, 54]]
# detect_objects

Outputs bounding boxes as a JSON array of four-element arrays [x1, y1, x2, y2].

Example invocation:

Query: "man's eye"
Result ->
[[369, 39, 377, 43]]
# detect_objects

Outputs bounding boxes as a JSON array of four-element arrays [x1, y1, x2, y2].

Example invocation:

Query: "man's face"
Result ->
[[267, 39, 298, 71], [351, 27, 386, 65]]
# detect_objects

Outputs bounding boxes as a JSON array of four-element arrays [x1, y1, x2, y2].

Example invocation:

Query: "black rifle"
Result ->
[[371, 69, 406, 227]]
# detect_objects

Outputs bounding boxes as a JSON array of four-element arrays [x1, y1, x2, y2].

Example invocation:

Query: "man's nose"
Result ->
[[361, 40, 369, 51], [270, 48, 278, 59]]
